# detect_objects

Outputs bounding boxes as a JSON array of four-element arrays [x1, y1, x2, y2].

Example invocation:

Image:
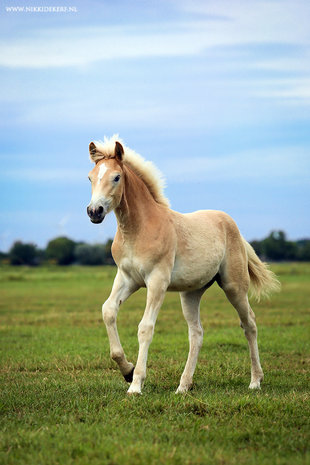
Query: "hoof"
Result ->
[[249, 373, 264, 390], [176, 381, 193, 394], [124, 366, 135, 383], [175, 386, 189, 394], [127, 389, 142, 396], [249, 381, 261, 390], [175, 389, 186, 395]]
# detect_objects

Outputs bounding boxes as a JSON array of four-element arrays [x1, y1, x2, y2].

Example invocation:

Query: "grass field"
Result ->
[[0, 263, 309, 465]]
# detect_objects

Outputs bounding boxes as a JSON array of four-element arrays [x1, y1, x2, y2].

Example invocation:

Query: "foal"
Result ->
[[87, 135, 280, 395]]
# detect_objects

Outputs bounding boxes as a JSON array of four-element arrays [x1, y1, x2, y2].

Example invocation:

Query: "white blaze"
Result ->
[[98, 164, 108, 185]]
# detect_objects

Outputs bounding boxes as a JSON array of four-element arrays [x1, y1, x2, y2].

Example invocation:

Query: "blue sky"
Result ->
[[0, 0, 309, 251]]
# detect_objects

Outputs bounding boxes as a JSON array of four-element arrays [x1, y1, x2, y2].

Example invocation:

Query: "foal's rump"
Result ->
[[206, 210, 280, 301], [170, 209, 279, 298]]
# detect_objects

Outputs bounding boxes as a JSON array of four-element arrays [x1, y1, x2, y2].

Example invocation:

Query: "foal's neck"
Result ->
[[114, 165, 161, 239]]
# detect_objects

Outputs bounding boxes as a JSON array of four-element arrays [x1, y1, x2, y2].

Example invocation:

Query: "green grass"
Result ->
[[0, 263, 309, 465]]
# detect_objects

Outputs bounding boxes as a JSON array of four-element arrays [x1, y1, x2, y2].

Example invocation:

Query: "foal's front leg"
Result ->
[[102, 269, 139, 380], [127, 273, 168, 394]]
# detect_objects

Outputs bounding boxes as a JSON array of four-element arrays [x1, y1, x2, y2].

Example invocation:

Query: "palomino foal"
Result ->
[[87, 136, 280, 395]]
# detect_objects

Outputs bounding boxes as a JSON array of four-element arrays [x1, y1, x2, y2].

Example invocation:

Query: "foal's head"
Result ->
[[87, 141, 124, 224]]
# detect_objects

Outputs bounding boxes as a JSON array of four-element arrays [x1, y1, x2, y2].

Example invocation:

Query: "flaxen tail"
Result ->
[[242, 238, 281, 301]]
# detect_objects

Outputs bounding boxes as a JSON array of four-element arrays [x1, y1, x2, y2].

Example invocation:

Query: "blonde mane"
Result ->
[[91, 135, 170, 208]]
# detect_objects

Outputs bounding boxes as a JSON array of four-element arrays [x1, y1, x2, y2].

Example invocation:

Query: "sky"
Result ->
[[0, 0, 310, 251]]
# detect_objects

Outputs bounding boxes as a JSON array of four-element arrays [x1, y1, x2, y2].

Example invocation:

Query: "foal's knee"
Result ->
[[102, 301, 117, 326], [197, 327, 204, 348], [190, 325, 203, 348], [138, 321, 154, 342]]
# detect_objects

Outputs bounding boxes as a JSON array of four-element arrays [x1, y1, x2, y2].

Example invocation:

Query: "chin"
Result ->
[[90, 216, 105, 224]]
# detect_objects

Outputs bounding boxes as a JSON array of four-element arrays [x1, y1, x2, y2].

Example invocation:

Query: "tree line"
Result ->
[[250, 231, 310, 261], [0, 230, 309, 266], [0, 237, 115, 266]]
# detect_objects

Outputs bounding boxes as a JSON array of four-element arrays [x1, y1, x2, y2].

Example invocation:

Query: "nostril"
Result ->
[[87, 206, 91, 215], [97, 206, 104, 215]]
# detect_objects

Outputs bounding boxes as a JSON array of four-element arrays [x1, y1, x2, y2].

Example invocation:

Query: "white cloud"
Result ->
[[160, 146, 310, 184], [251, 58, 310, 74], [177, 0, 310, 44], [253, 79, 310, 101], [0, 25, 202, 68], [0, 0, 309, 126], [0, 0, 309, 69], [5, 146, 308, 186], [16, 98, 200, 128], [3, 167, 86, 183]]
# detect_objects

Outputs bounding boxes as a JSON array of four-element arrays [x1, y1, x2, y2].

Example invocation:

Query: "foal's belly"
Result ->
[[167, 209, 227, 292], [168, 256, 221, 292]]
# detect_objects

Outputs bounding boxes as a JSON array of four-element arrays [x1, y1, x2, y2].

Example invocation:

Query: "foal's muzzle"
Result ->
[[87, 205, 105, 224]]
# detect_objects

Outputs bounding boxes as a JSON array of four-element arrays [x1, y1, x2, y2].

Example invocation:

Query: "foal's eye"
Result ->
[[113, 175, 121, 183], [88, 176, 91, 182]]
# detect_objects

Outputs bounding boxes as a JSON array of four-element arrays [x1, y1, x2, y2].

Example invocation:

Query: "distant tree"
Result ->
[[252, 230, 301, 261], [261, 230, 286, 260], [9, 241, 38, 266], [35, 248, 46, 264], [250, 240, 264, 257], [263, 231, 299, 261], [0, 251, 9, 262], [75, 243, 107, 265], [296, 239, 310, 261], [46, 237, 76, 265]]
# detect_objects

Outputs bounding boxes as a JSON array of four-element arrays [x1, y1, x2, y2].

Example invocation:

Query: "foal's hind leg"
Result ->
[[223, 285, 264, 389], [176, 289, 204, 394]]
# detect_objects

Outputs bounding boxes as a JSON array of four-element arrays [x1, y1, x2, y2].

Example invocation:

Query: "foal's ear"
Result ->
[[89, 142, 98, 162], [115, 141, 124, 161]]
